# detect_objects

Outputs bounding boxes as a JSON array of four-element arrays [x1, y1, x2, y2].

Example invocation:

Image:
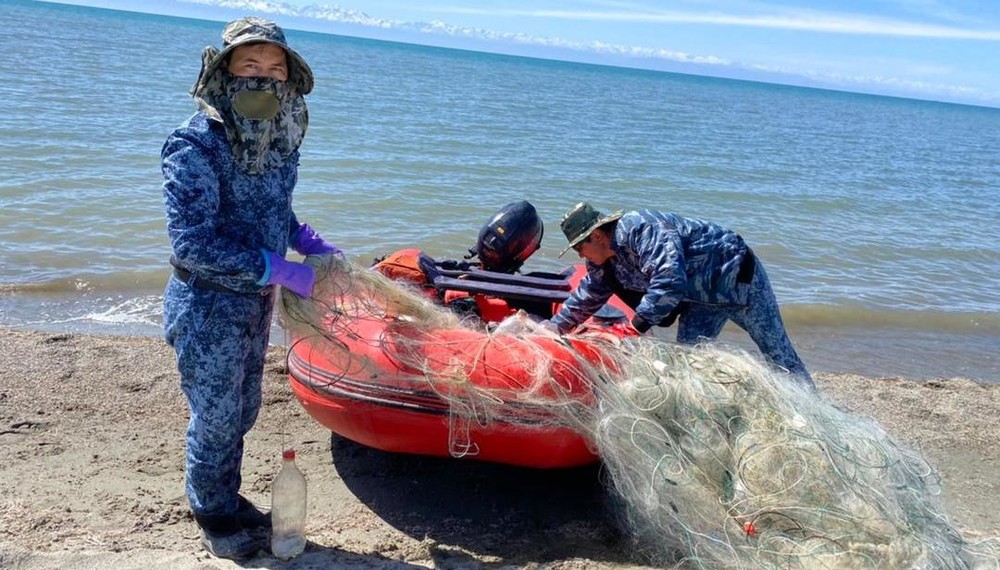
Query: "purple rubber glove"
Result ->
[[264, 252, 315, 298], [292, 223, 342, 257]]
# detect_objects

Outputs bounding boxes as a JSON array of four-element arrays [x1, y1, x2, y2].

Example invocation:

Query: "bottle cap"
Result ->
[[283, 449, 296, 460]]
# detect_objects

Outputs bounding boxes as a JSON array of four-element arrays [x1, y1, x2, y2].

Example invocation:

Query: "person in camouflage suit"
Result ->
[[161, 17, 340, 559], [549, 202, 814, 390]]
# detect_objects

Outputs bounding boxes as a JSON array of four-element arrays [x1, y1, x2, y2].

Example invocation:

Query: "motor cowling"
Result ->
[[473, 201, 544, 273]]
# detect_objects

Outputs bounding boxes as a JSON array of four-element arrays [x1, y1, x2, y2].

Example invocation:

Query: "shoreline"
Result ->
[[1, 327, 997, 569], [1, 313, 997, 384]]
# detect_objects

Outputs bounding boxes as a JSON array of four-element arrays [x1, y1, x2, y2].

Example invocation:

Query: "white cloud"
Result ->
[[181, 0, 1000, 41], [180, 0, 734, 65], [810, 70, 986, 99], [434, 6, 1000, 40], [177, 0, 998, 105], [185, 0, 297, 16]]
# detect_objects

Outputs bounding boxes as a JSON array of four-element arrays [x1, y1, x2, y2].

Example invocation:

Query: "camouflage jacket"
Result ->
[[553, 210, 752, 330], [162, 111, 304, 293]]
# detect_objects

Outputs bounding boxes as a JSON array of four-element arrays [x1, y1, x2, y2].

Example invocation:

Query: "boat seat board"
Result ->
[[430, 275, 571, 303], [431, 267, 571, 290]]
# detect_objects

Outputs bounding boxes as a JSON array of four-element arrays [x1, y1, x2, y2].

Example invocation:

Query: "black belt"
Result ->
[[737, 248, 756, 284], [170, 257, 244, 294]]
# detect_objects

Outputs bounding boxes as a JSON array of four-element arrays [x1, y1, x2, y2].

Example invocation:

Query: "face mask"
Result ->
[[222, 75, 308, 174], [232, 89, 280, 120]]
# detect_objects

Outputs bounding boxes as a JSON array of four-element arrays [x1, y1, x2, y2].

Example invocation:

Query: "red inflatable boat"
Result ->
[[286, 249, 635, 468]]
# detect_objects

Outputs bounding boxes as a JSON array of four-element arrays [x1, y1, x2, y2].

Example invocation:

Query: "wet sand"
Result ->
[[1, 327, 997, 569]]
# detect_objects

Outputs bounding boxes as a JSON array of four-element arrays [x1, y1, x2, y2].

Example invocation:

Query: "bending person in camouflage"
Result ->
[[548, 202, 814, 390], [161, 17, 341, 559]]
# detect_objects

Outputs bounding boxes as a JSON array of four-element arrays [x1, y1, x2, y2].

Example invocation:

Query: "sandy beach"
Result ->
[[1, 327, 997, 569]]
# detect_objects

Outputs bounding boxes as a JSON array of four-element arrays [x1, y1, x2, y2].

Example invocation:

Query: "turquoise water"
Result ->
[[1, 0, 997, 381]]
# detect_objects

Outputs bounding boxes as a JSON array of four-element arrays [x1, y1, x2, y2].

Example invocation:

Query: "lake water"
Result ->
[[1, 0, 997, 381]]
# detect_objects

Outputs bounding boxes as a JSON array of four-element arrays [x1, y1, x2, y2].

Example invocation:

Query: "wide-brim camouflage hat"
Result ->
[[558, 202, 624, 257], [195, 16, 314, 96]]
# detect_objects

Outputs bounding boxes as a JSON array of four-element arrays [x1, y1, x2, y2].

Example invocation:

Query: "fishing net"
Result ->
[[587, 343, 1000, 568], [279, 255, 1000, 569]]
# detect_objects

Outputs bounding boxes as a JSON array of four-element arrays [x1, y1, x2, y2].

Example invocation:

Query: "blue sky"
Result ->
[[51, 0, 1000, 107]]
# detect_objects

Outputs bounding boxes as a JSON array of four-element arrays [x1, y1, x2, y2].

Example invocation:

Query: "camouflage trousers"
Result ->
[[675, 261, 815, 390], [163, 277, 275, 516]]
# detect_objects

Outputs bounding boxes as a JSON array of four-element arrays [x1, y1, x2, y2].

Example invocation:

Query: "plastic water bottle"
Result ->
[[271, 448, 307, 560]]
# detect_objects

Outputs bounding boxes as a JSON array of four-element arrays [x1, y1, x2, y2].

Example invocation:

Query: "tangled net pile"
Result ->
[[589, 344, 1000, 568], [280, 256, 999, 569]]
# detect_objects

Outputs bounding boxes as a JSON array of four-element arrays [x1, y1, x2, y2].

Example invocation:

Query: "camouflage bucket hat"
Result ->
[[193, 16, 314, 97], [558, 202, 624, 257]]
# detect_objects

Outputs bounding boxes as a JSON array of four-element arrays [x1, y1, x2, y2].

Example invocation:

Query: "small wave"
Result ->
[[73, 296, 163, 327], [0, 270, 169, 295], [781, 303, 997, 334], [0, 279, 94, 294], [8, 295, 164, 332]]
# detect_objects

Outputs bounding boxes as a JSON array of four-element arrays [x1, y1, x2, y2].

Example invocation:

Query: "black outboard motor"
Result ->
[[470, 201, 544, 273]]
